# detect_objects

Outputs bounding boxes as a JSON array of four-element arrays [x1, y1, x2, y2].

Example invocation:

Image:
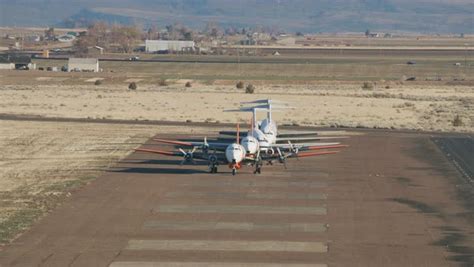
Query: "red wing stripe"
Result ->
[[307, 145, 349, 150], [135, 148, 178, 156], [297, 151, 339, 158], [153, 138, 194, 146]]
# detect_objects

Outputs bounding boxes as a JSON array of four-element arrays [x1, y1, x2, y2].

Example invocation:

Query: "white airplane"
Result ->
[[136, 99, 347, 175], [221, 99, 348, 155], [136, 124, 338, 175]]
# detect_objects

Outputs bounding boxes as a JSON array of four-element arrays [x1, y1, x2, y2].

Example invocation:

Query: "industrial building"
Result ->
[[0, 60, 14, 70], [0, 55, 35, 70], [68, 58, 99, 72], [145, 40, 195, 53]]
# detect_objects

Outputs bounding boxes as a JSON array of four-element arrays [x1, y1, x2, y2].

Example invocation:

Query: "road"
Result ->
[[0, 131, 473, 266], [433, 136, 474, 183]]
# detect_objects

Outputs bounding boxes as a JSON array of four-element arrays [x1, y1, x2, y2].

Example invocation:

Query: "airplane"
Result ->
[[135, 99, 347, 175], [220, 99, 348, 154], [136, 124, 342, 175], [221, 99, 347, 143]]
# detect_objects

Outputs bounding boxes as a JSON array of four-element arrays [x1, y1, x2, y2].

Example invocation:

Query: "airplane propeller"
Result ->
[[276, 147, 288, 169], [179, 147, 197, 165], [202, 137, 210, 155], [287, 141, 299, 160]]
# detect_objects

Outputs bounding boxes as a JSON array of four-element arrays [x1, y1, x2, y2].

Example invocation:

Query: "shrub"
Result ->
[[246, 84, 255, 94], [128, 82, 137, 90], [94, 79, 102, 86], [236, 81, 244, 89], [453, 115, 463, 127], [362, 82, 374, 90], [158, 78, 168, 86], [185, 81, 192, 88]]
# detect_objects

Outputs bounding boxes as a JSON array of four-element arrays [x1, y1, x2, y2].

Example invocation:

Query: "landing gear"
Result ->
[[208, 164, 218, 174], [254, 161, 262, 174], [254, 165, 262, 174], [232, 168, 237, 176]]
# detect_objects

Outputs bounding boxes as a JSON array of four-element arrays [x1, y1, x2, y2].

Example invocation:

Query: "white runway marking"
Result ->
[[110, 262, 327, 267], [180, 180, 327, 188], [156, 204, 327, 215], [126, 240, 327, 253], [143, 221, 327, 232], [166, 191, 326, 200]]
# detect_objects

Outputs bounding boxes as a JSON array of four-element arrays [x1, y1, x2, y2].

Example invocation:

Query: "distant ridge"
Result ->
[[0, 0, 473, 33]]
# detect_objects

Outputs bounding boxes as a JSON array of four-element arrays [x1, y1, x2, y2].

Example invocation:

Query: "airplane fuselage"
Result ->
[[225, 143, 246, 166]]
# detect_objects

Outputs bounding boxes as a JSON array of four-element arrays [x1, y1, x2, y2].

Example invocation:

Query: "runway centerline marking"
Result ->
[[126, 240, 327, 253], [110, 262, 328, 267], [155, 204, 327, 215], [166, 191, 327, 200], [180, 180, 327, 188], [143, 221, 327, 232]]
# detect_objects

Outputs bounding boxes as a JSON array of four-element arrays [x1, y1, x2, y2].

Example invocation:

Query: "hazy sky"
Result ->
[[0, 0, 473, 33]]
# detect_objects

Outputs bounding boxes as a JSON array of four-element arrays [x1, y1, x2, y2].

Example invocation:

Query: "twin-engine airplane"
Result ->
[[135, 99, 348, 175]]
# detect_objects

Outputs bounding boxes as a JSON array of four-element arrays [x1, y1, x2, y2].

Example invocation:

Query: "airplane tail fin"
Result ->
[[237, 123, 240, 144]]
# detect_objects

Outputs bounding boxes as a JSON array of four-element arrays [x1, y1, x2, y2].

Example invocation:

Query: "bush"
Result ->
[[246, 84, 255, 94], [158, 79, 168, 86], [236, 81, 244, 89], [94, 79, 102, 86], [185, 81, 192, 88], [128, 82, 137, 90], [362, 82, 374, 90], [453, 115, 463, 127]]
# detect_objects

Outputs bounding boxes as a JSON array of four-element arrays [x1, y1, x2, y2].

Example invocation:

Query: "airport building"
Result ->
[[145, 40, 195, 53], [0, 55, 35, 70], [68, 58, 99, 72]]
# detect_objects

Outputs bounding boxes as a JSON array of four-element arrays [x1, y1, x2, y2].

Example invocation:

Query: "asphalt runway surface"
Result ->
[[1, 131, 473, 266], [433, 136, 474, 183]]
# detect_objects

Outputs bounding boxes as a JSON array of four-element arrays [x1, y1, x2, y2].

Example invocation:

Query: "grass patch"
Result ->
[[0, 175, 97, 245], [0, 208, 43, 244]]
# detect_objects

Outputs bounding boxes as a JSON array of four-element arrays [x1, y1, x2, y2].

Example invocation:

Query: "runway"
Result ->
[[0, 131, 473, 266]]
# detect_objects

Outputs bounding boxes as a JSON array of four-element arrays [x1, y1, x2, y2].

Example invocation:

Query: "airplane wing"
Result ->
[[290, 150, 339, 158], [265, 142, 341, 149], [277, 130, 347, 138], [260, 150, 339, 161], [267, 143, 349, 151], [135, 148, 182, 156], [276, 131, 321, 137], [135, 148, 228, 163], [276, 136, 348, 143], [153, 138, 231, 150], [219, 131, 248, 137]]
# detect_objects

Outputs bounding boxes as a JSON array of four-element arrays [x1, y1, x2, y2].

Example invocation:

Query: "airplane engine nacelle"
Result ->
[[266, 148, 275, 156], [208, 154, 218, 164], [241, 136, 259, 155]]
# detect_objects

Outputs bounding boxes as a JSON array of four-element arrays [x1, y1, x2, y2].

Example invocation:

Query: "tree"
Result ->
[[365, 29, 371, 37], [45, 27, 55, 40], [110, 25, 141, 53], [205, 22, 220, 38], [147, 26, 160, 40]]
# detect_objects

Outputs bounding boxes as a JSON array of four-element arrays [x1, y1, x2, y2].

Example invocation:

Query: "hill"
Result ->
[[0, 0, 473, 33]]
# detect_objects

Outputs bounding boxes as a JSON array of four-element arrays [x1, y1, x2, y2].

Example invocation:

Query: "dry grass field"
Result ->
[[33, 52, 474, 82], [1, 70, 473, 132]]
